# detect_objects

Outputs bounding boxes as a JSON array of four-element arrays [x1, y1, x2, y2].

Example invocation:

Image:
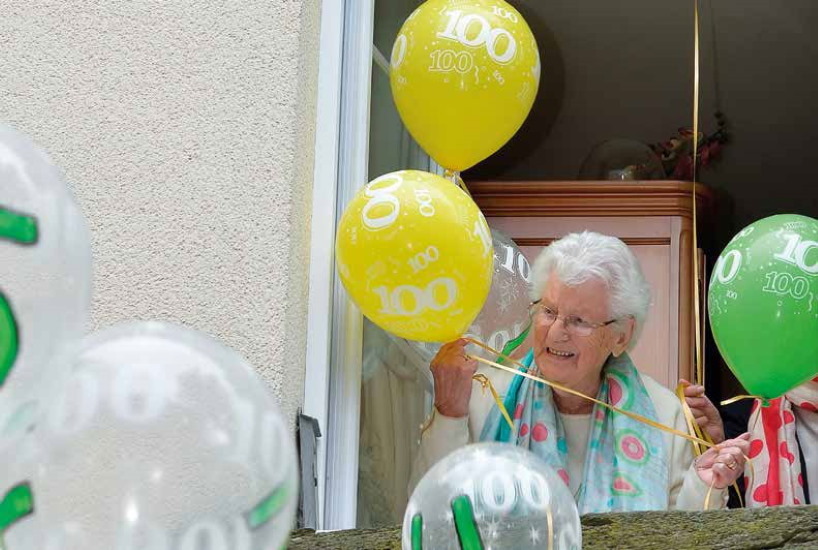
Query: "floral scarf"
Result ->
[[480, 349, 668, 513]]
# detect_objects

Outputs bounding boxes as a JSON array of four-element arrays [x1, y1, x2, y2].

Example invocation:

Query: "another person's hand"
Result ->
[[431, 339, 478, 418], [680, 379, 725, 444], [694, 433, 750, 489]]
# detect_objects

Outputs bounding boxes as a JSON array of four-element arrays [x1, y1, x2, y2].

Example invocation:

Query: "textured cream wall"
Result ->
[[0, 1, 322, 425]]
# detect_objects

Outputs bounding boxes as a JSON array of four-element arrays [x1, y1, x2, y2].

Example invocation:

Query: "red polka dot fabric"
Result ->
[[745, 380, 818, 507], [532, 422, 548, 442]]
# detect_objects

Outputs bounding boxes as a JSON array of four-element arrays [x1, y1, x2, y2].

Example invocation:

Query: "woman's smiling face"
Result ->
[[532, 275, 632, 394]]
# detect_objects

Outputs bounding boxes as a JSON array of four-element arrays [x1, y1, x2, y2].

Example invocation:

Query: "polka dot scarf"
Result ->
[[746, 379, 818, 507], [480, 350, 668, 513]]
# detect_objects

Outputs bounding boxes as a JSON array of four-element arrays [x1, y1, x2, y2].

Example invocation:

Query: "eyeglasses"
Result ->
[[528, 300, 618, 337]]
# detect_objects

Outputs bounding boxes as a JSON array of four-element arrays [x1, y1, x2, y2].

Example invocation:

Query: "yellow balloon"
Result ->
[[390, 0, 540, 172], [336, 170, 493, 342]]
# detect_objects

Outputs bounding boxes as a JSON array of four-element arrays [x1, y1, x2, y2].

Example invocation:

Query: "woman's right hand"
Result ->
[[431, 339, 478, 418]]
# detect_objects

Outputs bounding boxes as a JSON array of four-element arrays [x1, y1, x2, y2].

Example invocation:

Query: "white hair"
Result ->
[[529, 231, 651, 348]]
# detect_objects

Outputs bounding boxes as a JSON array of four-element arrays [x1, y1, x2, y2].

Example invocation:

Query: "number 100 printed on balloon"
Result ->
[[0, 205, 39, 387], [390, 1, 540, 172], [404, 443, 582, 550], [2, 363, 294, 546], [712, 231, 818, 304], [766, 233, 818, 307], [709, 214, 818, 400], [438, 9, 518, 65], [47, 365, 287, 481], [336, 170, 493, 342]]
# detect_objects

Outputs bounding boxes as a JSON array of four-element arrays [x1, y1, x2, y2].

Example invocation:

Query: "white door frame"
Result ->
[[304, 0, 375, 531]]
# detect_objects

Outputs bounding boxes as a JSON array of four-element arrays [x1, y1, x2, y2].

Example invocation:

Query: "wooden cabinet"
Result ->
[[471, 181, 714, 389]]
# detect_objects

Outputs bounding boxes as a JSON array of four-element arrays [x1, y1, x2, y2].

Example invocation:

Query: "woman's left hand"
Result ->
[[679, 379, 725, 444], [694, 433, 750, 489]]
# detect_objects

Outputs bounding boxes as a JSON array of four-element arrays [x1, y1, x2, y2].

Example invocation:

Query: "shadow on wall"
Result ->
[[464, 1, 565, 181]]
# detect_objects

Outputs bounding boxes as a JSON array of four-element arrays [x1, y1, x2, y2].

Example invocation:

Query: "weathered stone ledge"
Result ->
[[289, 506, 818, 549]]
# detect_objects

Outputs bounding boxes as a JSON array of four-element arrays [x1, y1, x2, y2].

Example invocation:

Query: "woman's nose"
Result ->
[[548, 316, 571, 341]]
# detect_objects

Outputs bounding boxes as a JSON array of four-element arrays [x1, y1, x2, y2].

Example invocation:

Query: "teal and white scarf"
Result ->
[[480, 349, 668, 513]]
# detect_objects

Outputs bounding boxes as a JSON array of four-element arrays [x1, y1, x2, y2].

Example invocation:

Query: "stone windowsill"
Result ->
[[289, 506, 818, 549]]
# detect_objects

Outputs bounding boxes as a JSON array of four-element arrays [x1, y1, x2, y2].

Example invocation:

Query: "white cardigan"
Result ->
[[410, 364, 727, 510]]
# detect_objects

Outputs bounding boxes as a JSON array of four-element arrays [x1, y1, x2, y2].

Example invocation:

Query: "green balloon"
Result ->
[[709, 214, 818, 399]]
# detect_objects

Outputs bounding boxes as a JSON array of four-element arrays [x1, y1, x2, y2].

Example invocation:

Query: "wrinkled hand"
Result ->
[[680, 379, 725, 444], [431, 339, 477, 418], [694, 433, 750, 489]]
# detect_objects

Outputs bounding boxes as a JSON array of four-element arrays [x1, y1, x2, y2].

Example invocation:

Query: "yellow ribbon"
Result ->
[[679, 382, 756, 507], [676, 382, 714, 457], [443, 169, 471, 197], [720, 394, 767, 407], [678, 383, 746, 507], [702, 465, 751, 510], [546, 507, 554, 550], [691, 0, 705, 389], [419, 369, 515, 437], [703, 481, 715, 510], [719, 392, 767, 504], [463, 337, 761, 510], [464, 338, 714, 449], [472, 373, 514, 431]]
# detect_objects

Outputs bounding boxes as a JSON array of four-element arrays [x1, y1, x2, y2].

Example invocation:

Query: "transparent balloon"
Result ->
[[400, 229, 532, 363], [578, 138, 665, 181], [0, 322, 297, 550], [0, 124, 92, 437], [404, 443, 580, 550]]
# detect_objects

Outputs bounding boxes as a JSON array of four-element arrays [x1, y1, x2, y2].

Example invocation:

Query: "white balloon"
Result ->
[[403, 443, 581, 550], [0, 322, 297, 550], [0, 124, 91, 436]]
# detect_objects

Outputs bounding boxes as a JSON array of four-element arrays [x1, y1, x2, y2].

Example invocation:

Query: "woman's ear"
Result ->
[[610, 316, 635, 357]]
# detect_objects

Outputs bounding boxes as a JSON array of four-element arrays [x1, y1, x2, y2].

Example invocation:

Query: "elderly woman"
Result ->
[[412, 231, 749, 512]]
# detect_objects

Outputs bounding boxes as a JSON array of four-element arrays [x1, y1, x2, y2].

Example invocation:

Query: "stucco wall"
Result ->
[[0, 0, 321, 425]]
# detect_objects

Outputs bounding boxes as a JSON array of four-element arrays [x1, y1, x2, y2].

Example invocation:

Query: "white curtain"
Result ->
[[357, 320, 433, 527]]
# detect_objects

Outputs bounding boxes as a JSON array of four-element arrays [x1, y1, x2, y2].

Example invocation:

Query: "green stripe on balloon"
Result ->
[[245, 484, 288, 530], [0, 207, 38, 245], [0, 294, 19, 388], [0, 206, 38, 388], [451, 495, 483, 550], [0, 482, 34, 535], [411, 513, 424, 550], [496, 323, 530, 365]]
